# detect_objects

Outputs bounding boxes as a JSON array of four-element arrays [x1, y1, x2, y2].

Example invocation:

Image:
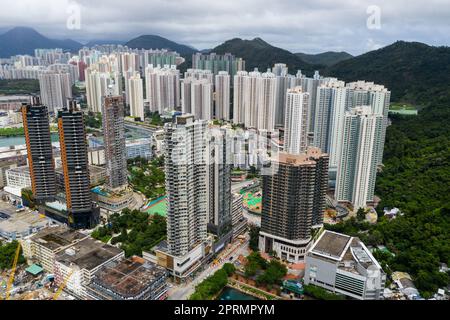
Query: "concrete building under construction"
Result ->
[[86, 256, 168, 300]]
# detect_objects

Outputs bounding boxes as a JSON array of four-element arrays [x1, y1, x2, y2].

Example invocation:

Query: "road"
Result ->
[[243, 209, 261, 227], [167, 237, 250, 300], [231, 179, 257, 193]]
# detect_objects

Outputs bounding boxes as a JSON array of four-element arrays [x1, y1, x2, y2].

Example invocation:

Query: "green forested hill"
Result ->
[[212, 37, 317, 74], [325, 41, 450, 105]]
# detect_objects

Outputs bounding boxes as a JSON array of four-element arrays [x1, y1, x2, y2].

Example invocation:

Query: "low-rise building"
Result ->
[[53, 237, 123, 299], [391, 271, 420, 300], [86, 256, 168, 300], [304, 230, 386, 300], [20, 226, 88, 272], [0, 210, 51, 241]]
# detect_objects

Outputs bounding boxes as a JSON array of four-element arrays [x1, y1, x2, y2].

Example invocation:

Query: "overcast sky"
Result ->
[[0, 0, 448, 55]]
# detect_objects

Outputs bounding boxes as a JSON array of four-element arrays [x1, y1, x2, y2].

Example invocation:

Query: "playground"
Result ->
[[143, 196, 167, 217], [242, 191, 262, 213]]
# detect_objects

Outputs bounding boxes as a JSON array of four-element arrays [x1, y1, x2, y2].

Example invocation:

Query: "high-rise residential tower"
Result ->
[[192, 53, 245, 78], [232, 70, 277, 131], [214, 71, 231, 120], [346, 81, 391, 166], [58, 101, 99, 229], [259, 148, 329, 263], [284, 87, 309, 155], [164, 115, 208, 257], [144, 64, 180, 113], [181, 78, 213, 121], [207, 127, 233, 246], [102, 95, 127, 191], [335, 106, 383, 209], [21, 97, 57, 202], [38, 71, 72, 114], [128, 72, 145, 120]]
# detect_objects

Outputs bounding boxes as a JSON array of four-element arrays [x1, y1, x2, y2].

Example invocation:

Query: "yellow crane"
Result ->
[[3, 242, 21, 300], [52, 270, 74, 300]]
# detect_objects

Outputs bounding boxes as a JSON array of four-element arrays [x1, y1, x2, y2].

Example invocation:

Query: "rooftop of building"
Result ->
[[55, 237, 122, 271], [310, 231, 352, 260], [89, 256, 166, 299], [275, 148, 328, 166], [309, 230, 383, 276], [30, 225, 87, 251], [0, 211, 49, 236], [5, 165, 29, 175]]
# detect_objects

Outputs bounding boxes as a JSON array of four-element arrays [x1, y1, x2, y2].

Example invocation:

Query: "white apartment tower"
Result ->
[[144, 64, 180, 113], [85, 68, 121, 113], [232, 70, 277, 131], [346, 81, 391, 166], [313, 79, 352, 170], [284, 87, 310, 155], [38, 71, 72, 114], [214, 71, 231, 120], [128, 72, 145, 120], [164, 115, 209, 256], [181, 78, 213, 121], [335, 106, 383, 209]]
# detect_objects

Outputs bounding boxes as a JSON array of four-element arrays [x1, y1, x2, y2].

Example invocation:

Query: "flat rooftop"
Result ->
[[55, 238, 122, 271], [89, 257, 166, 299], [276, 148, 327, 166], [30, 226, 87, 251], [0, 211, 49, 235], [310, 231, 352, 260]]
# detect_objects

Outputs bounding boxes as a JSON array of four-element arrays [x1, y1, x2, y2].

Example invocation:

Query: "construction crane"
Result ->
[[3, 242, 21, 300], [52, 270, 74, 300]]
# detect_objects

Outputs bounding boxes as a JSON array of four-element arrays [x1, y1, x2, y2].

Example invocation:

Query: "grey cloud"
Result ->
[[0, 0, 448, 55]]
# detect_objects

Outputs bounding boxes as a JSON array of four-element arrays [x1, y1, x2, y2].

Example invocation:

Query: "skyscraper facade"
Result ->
[[58, 102, 99, 229], [144, 64, 180, 113], [335, 106, 383, 209], [284, 87, 310, 155], [128, 72, 145, 120], [207, 127, 232, 245], [102, 95, 127, 191], [38, 71, 72, 114], [21, 98, 57, 203], [259, 148, 329, 263], [233, 70, 277, 131], [164, 115, 208, 257], [214, 71, 231, 120], [180, 78, 213, 121]]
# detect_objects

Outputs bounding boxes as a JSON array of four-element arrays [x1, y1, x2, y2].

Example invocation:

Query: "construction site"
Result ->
[[86, 256, 168, 300]]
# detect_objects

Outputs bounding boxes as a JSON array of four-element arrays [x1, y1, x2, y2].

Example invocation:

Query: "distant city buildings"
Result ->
[[192, 52, 245, 77], [181, 77, 213, 120], [259, 148, 329, 263], [145, 64, 180, 113], [38, 71, 72, 114], [233, 70, 278, 131]]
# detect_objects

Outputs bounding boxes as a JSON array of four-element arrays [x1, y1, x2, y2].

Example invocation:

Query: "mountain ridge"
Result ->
[[0, 27, 83, 57]]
